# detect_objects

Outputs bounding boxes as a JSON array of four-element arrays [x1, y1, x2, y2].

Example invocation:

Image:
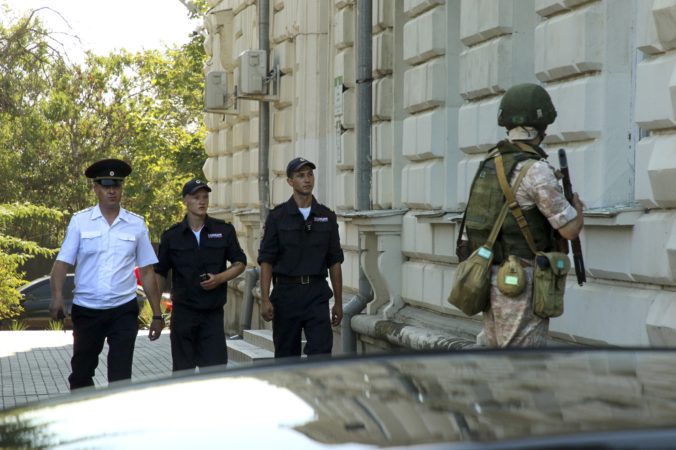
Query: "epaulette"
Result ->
[[126, 210, 144, 220], [72, 206, 94, 216]]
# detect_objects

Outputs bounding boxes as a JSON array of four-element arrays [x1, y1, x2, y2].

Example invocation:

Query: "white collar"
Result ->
[[90, 204, 127, 222]]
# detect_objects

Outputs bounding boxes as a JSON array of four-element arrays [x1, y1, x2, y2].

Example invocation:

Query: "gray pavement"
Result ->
[[0, 330, 173, 410]]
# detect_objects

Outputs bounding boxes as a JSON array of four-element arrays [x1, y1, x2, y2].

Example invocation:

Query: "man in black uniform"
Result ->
[[258, 157, 344, 358], [155, 179, 246, 371]]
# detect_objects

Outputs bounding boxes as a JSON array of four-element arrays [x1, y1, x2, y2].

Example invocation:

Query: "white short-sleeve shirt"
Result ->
[[56, 205, 158, 309]]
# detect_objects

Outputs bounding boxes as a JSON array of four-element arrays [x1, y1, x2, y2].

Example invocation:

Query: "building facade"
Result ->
[[202, 0, 676, 350]]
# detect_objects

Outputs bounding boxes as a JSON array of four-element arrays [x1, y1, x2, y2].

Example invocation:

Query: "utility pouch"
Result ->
[[449, 156, 534, 316], [448, 246, 493, 316], [497, 255, 527, 297], [532, 251, 570, 318]]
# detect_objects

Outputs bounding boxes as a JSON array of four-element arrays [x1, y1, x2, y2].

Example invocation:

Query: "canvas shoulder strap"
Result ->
[[484, 157, 535, 249], [495, 156, 538, 253]]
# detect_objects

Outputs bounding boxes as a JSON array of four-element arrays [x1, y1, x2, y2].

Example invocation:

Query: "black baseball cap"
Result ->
[[85, 159, 131, 186], [286, 157, 316, 178], [182, 178, 212, 197]]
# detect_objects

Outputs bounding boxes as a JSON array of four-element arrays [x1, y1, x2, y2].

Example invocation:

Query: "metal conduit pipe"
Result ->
[[341, 267, 373, 353], [258, 0, 271, 224], [240, 267, 260, 335], [341, 0, 374, 354]]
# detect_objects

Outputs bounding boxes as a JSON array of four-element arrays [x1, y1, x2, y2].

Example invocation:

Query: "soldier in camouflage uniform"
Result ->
[[464, 83, 584, 347]]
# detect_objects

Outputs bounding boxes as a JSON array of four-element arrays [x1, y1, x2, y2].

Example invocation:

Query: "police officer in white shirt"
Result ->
[[49, 159, 164, 390]]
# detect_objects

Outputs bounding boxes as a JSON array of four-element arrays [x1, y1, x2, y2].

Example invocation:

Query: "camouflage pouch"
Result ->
[[532, 252, 570, 319], [448, 246, 493, 316]]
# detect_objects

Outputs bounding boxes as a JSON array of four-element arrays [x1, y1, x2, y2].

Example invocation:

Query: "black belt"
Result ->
[[273, 275, 325, 285]]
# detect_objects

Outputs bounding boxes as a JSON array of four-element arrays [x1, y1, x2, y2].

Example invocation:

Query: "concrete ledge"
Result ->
[[351, 314, 478, 351]]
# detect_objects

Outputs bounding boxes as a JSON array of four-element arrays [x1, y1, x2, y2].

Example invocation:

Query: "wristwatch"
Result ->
[[152, 315, 164, 321]]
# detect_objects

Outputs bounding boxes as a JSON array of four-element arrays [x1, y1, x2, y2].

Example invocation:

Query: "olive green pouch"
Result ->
[[448, 245, 493, 316], [449, 156, 535, 316], [532, 251, 570, 318], [497, 255, 527, 297]]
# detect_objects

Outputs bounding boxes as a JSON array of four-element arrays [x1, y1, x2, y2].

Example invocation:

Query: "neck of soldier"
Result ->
[[99, 204, 120, 226], [293, 192, 312, 208], [525, 136, 543, 146], [187, 211, 206, 231]]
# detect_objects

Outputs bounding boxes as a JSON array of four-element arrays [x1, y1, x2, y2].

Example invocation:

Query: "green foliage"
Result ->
[[0, 253, 24, 320], [0, 6, 209, 313], [0, 203, 67, 248], [47, 319, 63, 331], [0, 7, 208, 240], [8, 319, 28, 331], [0, 202, 63, 320]]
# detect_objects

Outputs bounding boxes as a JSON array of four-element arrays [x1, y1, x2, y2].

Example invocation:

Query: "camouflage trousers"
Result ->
[[483, 265, 549, 348]]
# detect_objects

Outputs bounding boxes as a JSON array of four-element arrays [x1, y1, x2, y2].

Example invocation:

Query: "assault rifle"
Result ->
[[558, 149, 586, 286]]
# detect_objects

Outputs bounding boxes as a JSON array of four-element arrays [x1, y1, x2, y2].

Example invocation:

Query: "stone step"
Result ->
[[243, 328, 306, 354], [227, 339, 274, 364], [243, 329, 275, 353]]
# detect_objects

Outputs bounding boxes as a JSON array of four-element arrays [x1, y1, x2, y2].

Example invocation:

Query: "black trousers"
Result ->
[[69, 298, 139, 390], [170, 304, 227, 372], [270, 280, 333, 358]]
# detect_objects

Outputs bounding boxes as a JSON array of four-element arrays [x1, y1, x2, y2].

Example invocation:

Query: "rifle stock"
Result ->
[[557, 149, 586, 286]]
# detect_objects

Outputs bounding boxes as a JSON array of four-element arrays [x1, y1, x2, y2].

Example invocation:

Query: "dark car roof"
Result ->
[[19, 274, 75, 292], [2, 349, 676, 449]]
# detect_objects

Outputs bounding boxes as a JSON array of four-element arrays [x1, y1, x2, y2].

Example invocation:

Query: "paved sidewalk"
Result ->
[[0, 330, 173, 410]]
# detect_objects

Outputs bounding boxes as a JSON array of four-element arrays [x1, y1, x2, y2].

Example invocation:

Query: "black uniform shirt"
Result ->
[[257, 196, 344, 276], [155, 215, 247, 310]]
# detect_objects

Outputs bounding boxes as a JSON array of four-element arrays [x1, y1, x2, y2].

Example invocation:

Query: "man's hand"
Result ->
[[200, 273, 221, 291], [571, 192, 585, 214], [149, 318, 164, 341], [49, 298, 66, 321], [261, 299, 274, 322], [331, 303, 343, 326]]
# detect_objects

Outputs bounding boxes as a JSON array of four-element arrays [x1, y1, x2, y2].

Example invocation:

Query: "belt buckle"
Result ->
[[300, 275, 310, 285]]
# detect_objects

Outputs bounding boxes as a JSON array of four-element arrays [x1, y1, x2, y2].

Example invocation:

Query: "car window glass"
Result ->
[[28, 281, 51, 299]]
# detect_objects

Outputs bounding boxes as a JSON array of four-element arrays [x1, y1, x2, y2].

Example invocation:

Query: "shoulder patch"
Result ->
[[73, 206, 94, 216]]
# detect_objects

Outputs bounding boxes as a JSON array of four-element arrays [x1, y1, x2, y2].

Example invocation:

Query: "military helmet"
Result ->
[[497, 83, 557, 129]]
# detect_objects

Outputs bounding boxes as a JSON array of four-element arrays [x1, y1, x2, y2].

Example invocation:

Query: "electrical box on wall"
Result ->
[[239, 50, 267, 95], [204, 70, 229, 112]]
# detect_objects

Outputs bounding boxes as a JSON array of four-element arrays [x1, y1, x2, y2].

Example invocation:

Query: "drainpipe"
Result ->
[[341, 0, 373, 354], [259, 0, 271, 224], [240, 267, 259, 335]]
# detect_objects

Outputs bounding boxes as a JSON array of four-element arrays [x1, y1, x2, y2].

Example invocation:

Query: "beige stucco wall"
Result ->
[[204, 0, 676, 348]]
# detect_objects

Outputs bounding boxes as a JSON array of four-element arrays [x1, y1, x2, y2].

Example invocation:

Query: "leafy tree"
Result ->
[[0, 6, 208, 240], [0, 3, 209, 316], [0, 203, 64, 320]]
